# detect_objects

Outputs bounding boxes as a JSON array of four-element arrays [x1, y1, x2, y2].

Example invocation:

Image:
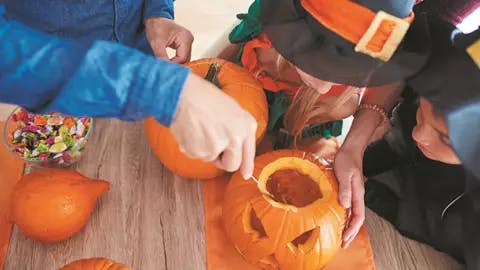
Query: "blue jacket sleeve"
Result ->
[[144, 0, 174, 20], [0, 4, 189, 126]]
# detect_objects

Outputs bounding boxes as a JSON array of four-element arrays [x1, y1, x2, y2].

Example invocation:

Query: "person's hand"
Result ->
[[145, 17, 194, 64], [333, 146, 366, 249], [298, 137, 340, 162], [170, 73, 257, 179]]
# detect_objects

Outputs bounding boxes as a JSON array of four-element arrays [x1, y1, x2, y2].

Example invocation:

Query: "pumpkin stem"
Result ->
[[204, 62, 222, 88]]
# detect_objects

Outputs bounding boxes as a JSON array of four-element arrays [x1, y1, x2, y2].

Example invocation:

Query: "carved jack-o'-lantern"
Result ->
[[59, 258, 130, 270], [145, 58, 268, 179], [223, 150, 347, 270]]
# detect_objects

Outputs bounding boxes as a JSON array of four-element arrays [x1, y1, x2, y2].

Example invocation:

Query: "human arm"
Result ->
[[0, 4, 186, 125], [334, 81, 404, 248], [0, 5, 256, 178]]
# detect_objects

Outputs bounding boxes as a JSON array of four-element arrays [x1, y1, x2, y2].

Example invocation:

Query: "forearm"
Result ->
[[342, 81, 404, 154], [144, 0, 174, 20], [0, 6, 189, 126]]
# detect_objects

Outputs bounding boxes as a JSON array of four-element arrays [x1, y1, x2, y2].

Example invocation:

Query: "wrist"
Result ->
[[145, 17, 171, 27], [341, 110, 382, 154], [339, 140, 364, 157], [355, 104, 386, 127]]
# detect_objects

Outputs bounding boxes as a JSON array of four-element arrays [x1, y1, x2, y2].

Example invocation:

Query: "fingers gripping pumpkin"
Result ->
[[145, 58, 268, 179], [59, 258, 130, 270], [223, 150, 347, 270]]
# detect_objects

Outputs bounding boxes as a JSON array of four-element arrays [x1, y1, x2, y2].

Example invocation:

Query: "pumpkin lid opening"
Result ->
[[266, 169, 322, 207]]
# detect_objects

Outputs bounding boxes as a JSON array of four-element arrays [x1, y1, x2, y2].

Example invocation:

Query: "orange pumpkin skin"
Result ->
[[223, 150, 347, 270], [145, 58, 268, 179], [59, 258, 130, 270], [11, 169, 110, 243]]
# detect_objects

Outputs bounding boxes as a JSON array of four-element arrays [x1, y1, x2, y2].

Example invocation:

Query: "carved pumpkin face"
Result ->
[[59, 258, 130, 270], [145, 58, 268, 179], [223, 150, 347, 270]]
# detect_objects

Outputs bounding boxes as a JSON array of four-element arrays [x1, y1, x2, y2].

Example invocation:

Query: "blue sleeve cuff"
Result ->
[[144, 0, 174, 20], [127, 56, 190, 126], [39, 41, 190, 126]]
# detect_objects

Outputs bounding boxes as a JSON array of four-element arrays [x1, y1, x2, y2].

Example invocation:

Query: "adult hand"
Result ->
[[334, 146, 366, 249], [170, 73, 257, 179], [145, 17, 194, 64]]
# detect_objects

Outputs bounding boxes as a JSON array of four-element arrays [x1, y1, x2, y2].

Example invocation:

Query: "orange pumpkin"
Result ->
[[59, 258, 130, 270], [145, 58, 268, 179], [10, 169, 110, 243], [223, 150, 347, 270]]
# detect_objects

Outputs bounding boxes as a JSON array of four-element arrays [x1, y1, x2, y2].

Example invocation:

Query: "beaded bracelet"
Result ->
[[356, 103, 389, 124]]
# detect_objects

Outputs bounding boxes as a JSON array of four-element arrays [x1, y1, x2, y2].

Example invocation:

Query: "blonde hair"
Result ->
[[254, 53, 358, 147], [284, 85, 358, 146]]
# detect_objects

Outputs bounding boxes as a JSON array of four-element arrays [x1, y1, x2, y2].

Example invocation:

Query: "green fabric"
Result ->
[[229, 0, 262, 44], [234, 45, 244, 66], [266, 91, 290, 131], [266, 91, 343, 149]]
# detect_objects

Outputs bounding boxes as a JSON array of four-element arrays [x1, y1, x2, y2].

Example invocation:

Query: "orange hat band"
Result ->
[[300, 0, 414, 62]]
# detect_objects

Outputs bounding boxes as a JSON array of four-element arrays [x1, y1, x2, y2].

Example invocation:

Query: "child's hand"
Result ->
[[298, 137, 339, 162], [333, 146, 365, 249]]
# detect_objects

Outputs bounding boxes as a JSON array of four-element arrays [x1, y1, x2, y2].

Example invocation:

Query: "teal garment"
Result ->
[[266, 92, 343, 150], [229, 0, 343, 149], [228, 0, 262, 44]]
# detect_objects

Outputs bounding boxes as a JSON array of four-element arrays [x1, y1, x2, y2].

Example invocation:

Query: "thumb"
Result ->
[[337, 171, 352, 209]]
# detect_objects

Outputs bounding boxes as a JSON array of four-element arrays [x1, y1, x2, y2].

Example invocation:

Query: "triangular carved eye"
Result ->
[[287, 228, 319, 254], [243, 204, 267, 239], [292, 229, 314, 247], [250, 208, 267, 238]]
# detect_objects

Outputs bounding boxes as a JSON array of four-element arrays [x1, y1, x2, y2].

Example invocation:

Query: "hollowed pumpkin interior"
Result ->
[[266, 169, 322, 207], [257, 157, 332, 210]]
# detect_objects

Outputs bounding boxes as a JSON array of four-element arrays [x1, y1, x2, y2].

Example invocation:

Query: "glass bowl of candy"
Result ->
[[2, 107, 93, 167]]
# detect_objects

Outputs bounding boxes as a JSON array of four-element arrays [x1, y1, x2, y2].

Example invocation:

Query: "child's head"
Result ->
[[412, 98, 461, 164], [260, 47, 339, 94]]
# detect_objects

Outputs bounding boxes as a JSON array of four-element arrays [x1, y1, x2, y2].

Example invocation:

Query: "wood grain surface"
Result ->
[[3, 119, 462, 270]]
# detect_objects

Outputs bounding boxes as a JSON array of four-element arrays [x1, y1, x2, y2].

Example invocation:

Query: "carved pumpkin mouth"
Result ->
[[266, 169, 322, 207]]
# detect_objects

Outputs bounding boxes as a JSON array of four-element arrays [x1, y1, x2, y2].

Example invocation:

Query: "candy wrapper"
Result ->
[[6, 108, 92, 166]]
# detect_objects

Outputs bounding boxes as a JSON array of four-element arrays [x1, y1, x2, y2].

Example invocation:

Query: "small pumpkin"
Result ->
[[59, 258, 130, 270], [145, 58, 268, 179], [223, 150, 347, 270], [10, 169, 110, 243]]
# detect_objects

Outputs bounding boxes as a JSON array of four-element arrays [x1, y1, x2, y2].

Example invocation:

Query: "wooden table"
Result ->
[[3, 119, 462, 270]]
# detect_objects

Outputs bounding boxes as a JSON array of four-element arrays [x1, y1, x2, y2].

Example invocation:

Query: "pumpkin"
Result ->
[[223, 150, 347, 270], [59, 258, 130, 270], [10, 169, 110, 243], [145, 58, 268, 179]]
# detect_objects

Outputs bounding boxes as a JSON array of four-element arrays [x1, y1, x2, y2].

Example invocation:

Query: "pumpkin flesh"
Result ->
[[223, 150, 347, 270]]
